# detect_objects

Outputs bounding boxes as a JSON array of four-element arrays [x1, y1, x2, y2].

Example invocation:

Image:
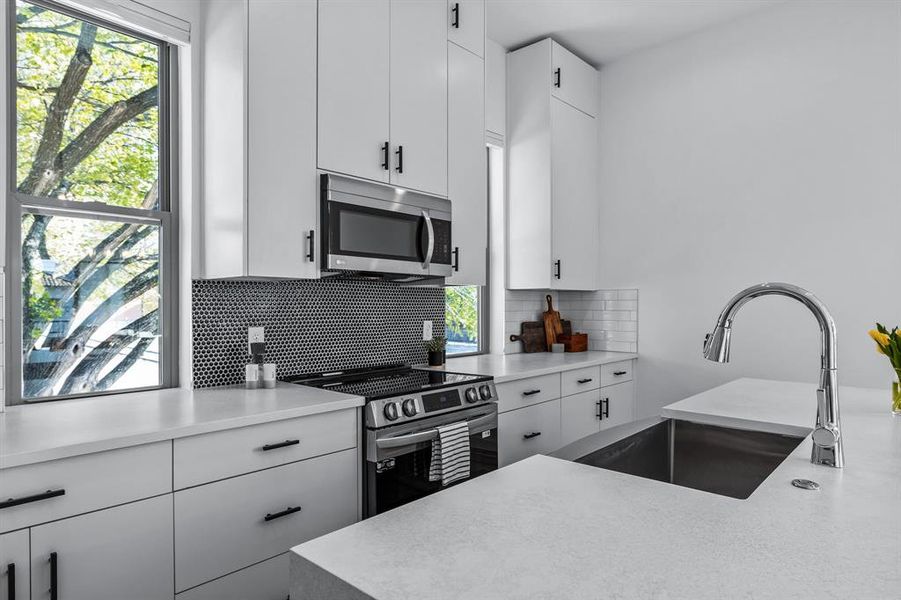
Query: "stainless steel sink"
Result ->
[[575, 420, 806, 499]]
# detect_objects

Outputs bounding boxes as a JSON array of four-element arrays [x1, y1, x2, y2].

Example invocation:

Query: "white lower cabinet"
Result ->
[[498, 399, 561, 467], [560, 388, 603, 445], [1, 530, 29, 600], [174, 448, 358, 592], [598, 381, 635, 431], [177, 554, 288, 600], [30, 495, 174, 600]]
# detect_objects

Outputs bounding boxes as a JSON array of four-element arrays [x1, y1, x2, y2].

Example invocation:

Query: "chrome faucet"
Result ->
[[702, 283, 844, 468]]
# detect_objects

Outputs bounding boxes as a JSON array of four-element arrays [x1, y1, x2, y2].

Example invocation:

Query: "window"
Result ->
[[445, 285, 484, 356], [10, 0, 177, 402]]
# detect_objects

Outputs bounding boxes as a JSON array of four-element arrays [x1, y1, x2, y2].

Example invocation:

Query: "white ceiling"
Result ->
[[486, 0, 785, 66]]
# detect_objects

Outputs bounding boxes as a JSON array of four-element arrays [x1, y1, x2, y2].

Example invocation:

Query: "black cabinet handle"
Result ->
[[264, 506, 302, 522], [523, 431, 542, 440], [596, 399, 602, 420], [49, 552, 58, 600], [451, 2, 459, 28], [306, 230, 315, 262], [261, 439, 300, 452], [381, 141, 389, 170], [554, 259, 561, 279], [452, 247, 460, 272], [0, 488, 65, 510], [522, 389, 541, 396], [613, 371, 628, 376], [394, 145, 403, 173], [554, 67, 561, 88], [577, 378, 593, 384], [6, 563, 14, 600], [603, 398, 610, 419]]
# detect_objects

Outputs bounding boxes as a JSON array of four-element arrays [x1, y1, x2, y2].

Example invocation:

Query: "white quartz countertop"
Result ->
[[0, 383, 363, 469], [422, 351, 637, 383], [290, 378, 901, 600]]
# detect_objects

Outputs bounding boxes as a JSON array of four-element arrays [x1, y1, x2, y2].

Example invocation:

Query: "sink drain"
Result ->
[[791, 478, 820, 490]]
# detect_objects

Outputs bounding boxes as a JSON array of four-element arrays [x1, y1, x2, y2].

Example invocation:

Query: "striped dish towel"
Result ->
[[428, 421, 471, 486]]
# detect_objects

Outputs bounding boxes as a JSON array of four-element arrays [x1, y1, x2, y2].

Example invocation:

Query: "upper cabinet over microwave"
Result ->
[[318, 0, 448, 197]]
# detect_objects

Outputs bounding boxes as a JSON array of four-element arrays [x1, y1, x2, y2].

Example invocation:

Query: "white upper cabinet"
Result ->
[[201, 0, 318, 279], [448, 42, 487, 286], [485, 38, 506, 144], [550, 40, 598, 117], [507, 38, 600, 290], [447, 0, 485, 58], [390, 0, 448, 196], [318, 0, 391, 184], [551, 98, 599, 290]]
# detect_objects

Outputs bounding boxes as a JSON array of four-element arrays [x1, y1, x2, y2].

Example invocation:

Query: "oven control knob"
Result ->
[[402, 398, 418, 417], [383, 402, 400, 421], [464, 387, 479, 403], [479, 385, 493, 400]]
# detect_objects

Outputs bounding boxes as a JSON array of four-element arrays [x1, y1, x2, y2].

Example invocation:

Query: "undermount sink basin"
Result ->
[[575, 420, 807, 499]]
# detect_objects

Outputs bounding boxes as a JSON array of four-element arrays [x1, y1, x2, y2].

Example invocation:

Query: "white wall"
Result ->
[[596, 1, 901, 417]]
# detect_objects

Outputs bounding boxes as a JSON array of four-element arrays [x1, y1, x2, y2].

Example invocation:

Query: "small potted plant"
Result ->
[[425, 335, 447, 367], [868, 323, 901, 415]]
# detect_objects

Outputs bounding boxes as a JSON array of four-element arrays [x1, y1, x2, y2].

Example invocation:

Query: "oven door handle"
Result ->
[[421, 210, 434, 269], [376, 410, 496, 449]]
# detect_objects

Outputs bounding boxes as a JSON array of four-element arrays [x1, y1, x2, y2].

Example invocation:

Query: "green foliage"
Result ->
[[445, 286, 479, 343], [425, 335, 447, 352]]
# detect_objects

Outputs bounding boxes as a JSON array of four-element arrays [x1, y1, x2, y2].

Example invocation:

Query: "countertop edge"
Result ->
[[422, 352, 638, 383]]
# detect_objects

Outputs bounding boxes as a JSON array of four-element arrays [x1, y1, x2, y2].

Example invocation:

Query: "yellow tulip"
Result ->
[[869, 329, 889, 354]]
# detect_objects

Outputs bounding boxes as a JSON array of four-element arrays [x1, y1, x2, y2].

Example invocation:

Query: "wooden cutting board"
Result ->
[[510, 321, 547, 353], [543, 294, 564, 348]]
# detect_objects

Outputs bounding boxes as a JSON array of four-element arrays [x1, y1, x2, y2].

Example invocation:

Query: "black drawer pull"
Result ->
[[264, 506, 302, 522], [613, 371, 628, 376], [602, 398, 610, 419], [522, 389, 541, 396], [577, 378, 593, 384], [596, 399, 602, 420], [523, 431, 542, 440], [6, 563, 15, 600], [0, 488, 65, 510], [261, 439, 300, 452], [49, 552, 58, 600]]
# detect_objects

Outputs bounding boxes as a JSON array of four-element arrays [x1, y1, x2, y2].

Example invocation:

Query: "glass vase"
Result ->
[[893, 378, 901, 416]]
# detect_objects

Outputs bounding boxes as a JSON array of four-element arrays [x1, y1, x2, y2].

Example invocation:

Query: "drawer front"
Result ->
[[495, 373, 560, 413], [600, 360, 634, 387], [174, 408, 357, 489], [560, 388, 602, 447], [561, 366, 601, 397], [598, 381, 635, 431], [177, 554, 288, 600], [1, 530, 29, 600], [174, 447, 358, 592], [498, 399, 561, 467], [0, 442, 171, 533]]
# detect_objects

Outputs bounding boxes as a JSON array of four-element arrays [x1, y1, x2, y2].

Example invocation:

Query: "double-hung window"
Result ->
[[9, 0, 177, 403]]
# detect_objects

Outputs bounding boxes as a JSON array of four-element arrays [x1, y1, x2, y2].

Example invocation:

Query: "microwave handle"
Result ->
[[376, 410, 496, 449], [421, 210, 434, 268]]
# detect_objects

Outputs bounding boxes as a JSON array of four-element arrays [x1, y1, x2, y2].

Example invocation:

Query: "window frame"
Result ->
[[5, 0, 179, 404]]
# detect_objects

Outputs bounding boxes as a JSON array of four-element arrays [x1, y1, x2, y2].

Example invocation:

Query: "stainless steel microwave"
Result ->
[[320, 174, 453, 280]]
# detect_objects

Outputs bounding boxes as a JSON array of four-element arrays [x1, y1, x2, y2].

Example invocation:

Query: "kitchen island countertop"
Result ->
[[290, 378, 901, 599]]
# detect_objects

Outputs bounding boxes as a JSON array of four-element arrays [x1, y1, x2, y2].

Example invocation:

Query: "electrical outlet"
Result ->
[[248, 327, 265, 354], [422, 320, 433, 341]]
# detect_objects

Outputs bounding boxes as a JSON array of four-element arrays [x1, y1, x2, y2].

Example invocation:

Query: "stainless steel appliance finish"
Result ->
[[702, 282, 844, 468], [284, 364, 498, 517], [320, 173, 453, 280], [576, 419, 806, 500]]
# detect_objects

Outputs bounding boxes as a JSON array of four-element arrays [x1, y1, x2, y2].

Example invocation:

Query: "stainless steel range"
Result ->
[[283, 365, 498, 517]]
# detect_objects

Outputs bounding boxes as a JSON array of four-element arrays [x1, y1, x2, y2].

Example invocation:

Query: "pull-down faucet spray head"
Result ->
[[703, 325, 732, 363]]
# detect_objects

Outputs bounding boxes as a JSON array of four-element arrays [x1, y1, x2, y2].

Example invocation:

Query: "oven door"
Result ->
[[365, 404, 498, 517], [321, 174, 452, 277]]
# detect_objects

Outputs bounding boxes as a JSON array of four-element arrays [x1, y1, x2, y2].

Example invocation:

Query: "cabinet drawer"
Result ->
[[561, 366, 601, 397], [177, 554, 288, 600], [174, 408, 357, 489], [1, 530, 29, 600], [599, 381, 634, 431], [0, 442, 171, 533], [174, 448, 358, 592], [498, 399, 561, 467], [601, 360, 634, 387], [495, 373, 560, 413]]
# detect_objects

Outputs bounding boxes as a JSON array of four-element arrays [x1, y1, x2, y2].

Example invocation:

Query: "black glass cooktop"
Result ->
[[282, 365, 491, 401]]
